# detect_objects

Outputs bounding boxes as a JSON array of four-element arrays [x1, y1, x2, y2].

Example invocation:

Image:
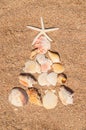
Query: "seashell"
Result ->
[[8, 87, 28, 107], [58, 85, 74, 105], [34, 36, 51, 54], [47, 72, 57, 86], [23, 60, 41, 74], [38, 73, 50, 86], [19, 73, 37, 87], [41, 59, 52, 72], [36, 54, 46, 64], [30, 49, 38, 59], [48, 50, 60, 63], [43, 90, 58, 109], [27, 88, 42, 106], [52, 63, 65, 74], [57, 73, 67, 84]]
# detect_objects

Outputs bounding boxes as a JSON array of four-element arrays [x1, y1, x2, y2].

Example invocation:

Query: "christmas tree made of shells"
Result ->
[[9, 18, 74, 109]]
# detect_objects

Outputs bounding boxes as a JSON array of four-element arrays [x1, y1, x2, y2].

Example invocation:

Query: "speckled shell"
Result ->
[[48, 50, 60, 63], [8, 87, 28, 107], [19, 73, 37, 87], [43, 90, 58, 109], [27, 88, 42, 106], [58, 86, 74, 105], [52, 63, 65, 74]]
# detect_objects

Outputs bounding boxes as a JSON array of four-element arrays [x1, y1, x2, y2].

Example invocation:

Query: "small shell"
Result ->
[[41, 59, 52, 72], [27, 88, 42, 106], [57, 73, 67, 84], [58, 85, 74, 105], [43, 90, 58, 109], [23, 60, 41, 74], [38, 73, 50, 86], [30, 49, 38, 59], [19, 73, 37, 87], [47, 72, 57, 86], [36, 54, 46, 64], [52, 63, 65, 74], [48, 50, 60, 63], [8, 87, 28, 107]]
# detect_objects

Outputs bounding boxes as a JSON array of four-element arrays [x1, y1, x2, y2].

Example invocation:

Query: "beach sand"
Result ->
[[0, 0, 86, 130]]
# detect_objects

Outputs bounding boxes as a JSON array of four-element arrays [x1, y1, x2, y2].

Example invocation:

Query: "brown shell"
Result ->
[[57, 73, 67, 84], [27, 88, 42, 106], [52, 63, 65, 74]]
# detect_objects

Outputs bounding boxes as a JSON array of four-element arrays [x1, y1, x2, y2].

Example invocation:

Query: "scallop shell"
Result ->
[[8, 87, 28, 107], [27, 88, 42, 106], [52, 63, 65, 74], [34, 36, 51, 54], [47, 72, 57, 86], [36, 54, 46, 64], [30, 49, 38, 59], [38, 73, 50, 86], [58, 85, 74, 105], [41, 59, 52, 72], [19, 73, 37, 87], [48, 50, 60, 63], [23, 60, 41, 74], [43, 90, 58, 109], [57, 73, 67, 84]]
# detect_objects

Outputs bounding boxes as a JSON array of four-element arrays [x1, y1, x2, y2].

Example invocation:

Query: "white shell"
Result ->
[[43, 90, 58, 109], [36, 54, 46, 64], [47, 72, 57, 86], [58, 86, 73, 105], [38, 73, 50, 86], [8, 87, 28, 107]]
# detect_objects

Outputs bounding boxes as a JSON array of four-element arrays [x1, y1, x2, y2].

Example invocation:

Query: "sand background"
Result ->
[[0, 0, 86, 130]]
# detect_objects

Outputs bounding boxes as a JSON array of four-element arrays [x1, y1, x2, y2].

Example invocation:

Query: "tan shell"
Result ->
[[47, 72, 57, 86], [27, 88, 42, 106], [30, 49, 38, 59], [52, 63, 65, 74], [48, 50, 60, 63], [43, 90, 58, 109], [19, 73, 37, 87], [57, 73, 67, 84], [58, 85, 74, 105], [8, 87, 28, 107]]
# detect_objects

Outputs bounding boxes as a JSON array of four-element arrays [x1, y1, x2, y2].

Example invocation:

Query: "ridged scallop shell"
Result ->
[[58, 85, 74, 105], [19, 73, 37, 87], [47, 72, 57, 86], [48, 50, 60, 63], [43, 90, 58, 109], [23, 60, 41, 74], [8, 87, 28, 107], [52, 63, 65, 74], [57, 73, 67, 84], [38, 73, 50, 86], [27, 88, 42, 106]]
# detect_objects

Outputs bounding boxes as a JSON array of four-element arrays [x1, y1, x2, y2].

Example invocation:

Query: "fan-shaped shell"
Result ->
[[19, 73, 37, 87], [47, 72, 57, 86], [43, 90, 58, 109], [27, 88, 42, 106], [8, 87, 28, 107], [58, 86, 74, 105], [52, 63, 65, 74], [48, 50, 60, 63]]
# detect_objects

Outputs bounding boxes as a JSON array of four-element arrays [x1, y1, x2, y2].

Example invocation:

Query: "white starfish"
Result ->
[[27, 17, 59, 45]]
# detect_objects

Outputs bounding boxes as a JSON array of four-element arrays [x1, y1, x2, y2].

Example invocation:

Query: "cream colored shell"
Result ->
[[52, 63, 65, 74]]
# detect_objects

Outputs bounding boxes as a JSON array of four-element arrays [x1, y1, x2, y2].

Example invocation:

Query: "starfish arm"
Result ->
[[43, 32, 52, 42], [27, 26, 41, 32], [32, 32, 42, 45], [45, 28, 59, 32], [40, 17, 44, 30]]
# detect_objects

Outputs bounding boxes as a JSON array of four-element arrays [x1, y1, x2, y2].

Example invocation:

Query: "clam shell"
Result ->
[[43, 90, 58, 109], [47, 72, 57, 86], [27, 88, 42, 106], [57, 73, 67, 84], [38, 73, 50, 86], [48, 50, 60, 63], [23, 60, 41, 74], [8, 87, 28, 107], [58, 85, 74, 105], [19, 73, 37, 87], [36, 54, 46, 64], [52, 63, 65, 74], [41, 59, 52, 72], [30, 49, 38, 59]]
